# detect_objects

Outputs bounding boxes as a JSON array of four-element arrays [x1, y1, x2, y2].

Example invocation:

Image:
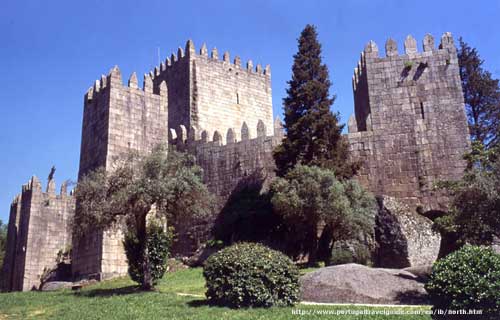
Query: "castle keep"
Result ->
[[1, 32, 470, 291]]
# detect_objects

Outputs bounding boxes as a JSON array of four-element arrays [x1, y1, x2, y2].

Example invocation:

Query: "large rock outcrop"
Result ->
[[375, 196, 441, 268], [300, 264, 428, 304]]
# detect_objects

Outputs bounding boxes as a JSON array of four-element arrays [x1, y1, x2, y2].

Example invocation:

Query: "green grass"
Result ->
[[0, 268, 431, 319]]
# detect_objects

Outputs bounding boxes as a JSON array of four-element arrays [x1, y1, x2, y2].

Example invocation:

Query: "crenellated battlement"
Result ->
[[140, 39, 274, 147], [352, 33, 457, 93], [85, 66, 167, 105], [19, 175, 73, 199], [21, 176, 42, 193], [147, 40, 271, 82], [169, 117, 283, 147], [79, 65, 169, 179], [363, 32, 455, 59], [166, 117, 283, 204]]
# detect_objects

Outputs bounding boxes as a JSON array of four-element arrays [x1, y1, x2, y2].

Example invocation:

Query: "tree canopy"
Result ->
[[458, 38, 500, 149], [0, 219, 7, 271], [74, 146, 212, 289], [434, 145, 500, 249], [270, 165, 375, 265], [274, 24, 357, 178]]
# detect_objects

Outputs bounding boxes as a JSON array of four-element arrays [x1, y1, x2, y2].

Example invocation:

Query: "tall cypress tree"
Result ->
[[274, 24, 357, 178], [458, 38, 500, 149]]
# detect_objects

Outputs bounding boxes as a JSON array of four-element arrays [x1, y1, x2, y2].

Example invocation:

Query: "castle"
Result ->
[[1, 32, 470, 291]]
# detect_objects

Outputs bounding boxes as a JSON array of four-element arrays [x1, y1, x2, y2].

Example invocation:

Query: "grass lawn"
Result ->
[[0, 268, 432, 319]]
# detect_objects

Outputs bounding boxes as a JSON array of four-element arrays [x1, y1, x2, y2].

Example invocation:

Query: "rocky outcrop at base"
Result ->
[[40, 281, 73, 291], [300, 264, 429, 305], [375, 196, 441, 268]]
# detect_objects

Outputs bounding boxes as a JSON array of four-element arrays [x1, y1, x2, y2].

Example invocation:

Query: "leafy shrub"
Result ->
[[328, 241, 372, 266], [404, 61, 414, 69], [271, 165, 376, 265], [124, 223, 173, 286], [425, 245, 500, 319], [329, 247, 354, 265], [205, 239, 225, 250], [433, 144, 500, 256], [203, 242, 300, 308]]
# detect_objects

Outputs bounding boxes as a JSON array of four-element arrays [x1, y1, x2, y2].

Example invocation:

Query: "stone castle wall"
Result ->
[[347, 33, 470, 211], [152, 41, 273, 144], [0, 177, 74, 291], [73, 42, 275, 279], [73, 66, 168, 280], [169, 119, 284, 254], [2, 33, 472, 288]]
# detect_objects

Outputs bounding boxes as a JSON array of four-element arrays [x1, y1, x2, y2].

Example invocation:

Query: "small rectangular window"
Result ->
[[420, 102, 425, 119]]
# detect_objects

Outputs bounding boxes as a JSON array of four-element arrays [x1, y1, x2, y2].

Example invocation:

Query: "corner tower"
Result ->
[[0, 175, 74, 291], [347, 33, 470, 211], [74, 66, 168, 280]]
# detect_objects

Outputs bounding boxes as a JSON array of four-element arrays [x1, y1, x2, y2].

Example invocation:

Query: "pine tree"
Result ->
[[458, 38, 500, 149], [274, 24, 357, 178]]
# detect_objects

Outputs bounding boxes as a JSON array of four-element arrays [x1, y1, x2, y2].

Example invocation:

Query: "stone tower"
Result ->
[[73, 66, 169, 280], [347, 33, 470, 211], [0, 175, 74, 291], [151, 40, 273, 143], [72, 40, 275, 280]]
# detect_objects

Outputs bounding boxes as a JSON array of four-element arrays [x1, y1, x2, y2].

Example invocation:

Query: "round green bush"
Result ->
[[123, 223, 173, 286], [425, 245, 500, 319], [203, 242, 300, 308]]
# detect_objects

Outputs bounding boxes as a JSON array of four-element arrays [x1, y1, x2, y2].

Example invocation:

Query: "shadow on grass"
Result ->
[[74, 285, 143, 298], [187, 299, 278, 310], [187, 299, 211, 308]]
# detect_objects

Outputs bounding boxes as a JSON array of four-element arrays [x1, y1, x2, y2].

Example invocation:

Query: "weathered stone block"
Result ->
[[375, 196, 441, 268]]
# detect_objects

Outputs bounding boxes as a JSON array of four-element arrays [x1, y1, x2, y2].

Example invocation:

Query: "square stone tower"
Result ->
[[151, 40, 273, 143], [73, 67, 169, 280], [1, 176, 74, 291], [347, 33, 470, 211]]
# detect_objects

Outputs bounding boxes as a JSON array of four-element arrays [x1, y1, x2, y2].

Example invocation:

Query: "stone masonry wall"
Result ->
[[152, 41, 274, 144], [73, 66, 168, 280], [151, 46, 191, 131], [63, 34, 471, 280], [0, 176, 74, 291], [347, 33, 470, 211], [169, 118, 284, 254]]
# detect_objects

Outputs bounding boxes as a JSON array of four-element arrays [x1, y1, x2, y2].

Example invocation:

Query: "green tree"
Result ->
[[124, 222, 173, 287], [270, 165, 375, 265], [73, 146, 212, 290], [274, 24, 357, 178], [458, 38, 500, 148], [0, 219, 7, 270], [434, 145, 500, 253]]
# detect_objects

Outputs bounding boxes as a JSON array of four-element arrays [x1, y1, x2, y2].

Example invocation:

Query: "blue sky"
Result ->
[[0, 0, 499, 223]]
